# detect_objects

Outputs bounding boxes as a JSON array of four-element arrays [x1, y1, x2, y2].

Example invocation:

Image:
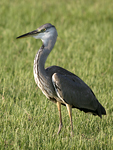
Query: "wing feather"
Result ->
[[52, 72, 98, 111]]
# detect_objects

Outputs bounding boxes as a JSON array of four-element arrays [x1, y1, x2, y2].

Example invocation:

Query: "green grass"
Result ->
[[0, 0, 113, 149]]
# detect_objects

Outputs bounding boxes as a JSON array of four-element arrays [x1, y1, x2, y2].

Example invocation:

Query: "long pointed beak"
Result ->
[[16, 29, 39, 39]]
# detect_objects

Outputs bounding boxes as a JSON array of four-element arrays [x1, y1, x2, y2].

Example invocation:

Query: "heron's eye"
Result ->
[[41, 28, 46, 32]]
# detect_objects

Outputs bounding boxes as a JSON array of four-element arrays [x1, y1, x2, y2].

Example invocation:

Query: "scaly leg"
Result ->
[[66, 104, 73, 136], [57, 101, 63, 134]]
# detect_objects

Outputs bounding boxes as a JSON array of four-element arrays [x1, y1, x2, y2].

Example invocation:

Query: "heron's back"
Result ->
[[46, 65, 106, 118]]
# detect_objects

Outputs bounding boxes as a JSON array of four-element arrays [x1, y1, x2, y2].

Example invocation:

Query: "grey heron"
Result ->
[[16, 23, 106, 135]]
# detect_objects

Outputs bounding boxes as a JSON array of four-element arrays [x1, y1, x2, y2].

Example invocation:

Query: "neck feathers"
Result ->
[[33, 28, 57, 86]]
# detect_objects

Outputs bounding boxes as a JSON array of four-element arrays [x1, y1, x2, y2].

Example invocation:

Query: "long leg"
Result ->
[[57, 101, 63, 134], [66, 104, 73, 136]]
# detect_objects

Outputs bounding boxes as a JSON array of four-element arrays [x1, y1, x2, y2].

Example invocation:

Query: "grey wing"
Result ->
[[52, 73, 98, 111]]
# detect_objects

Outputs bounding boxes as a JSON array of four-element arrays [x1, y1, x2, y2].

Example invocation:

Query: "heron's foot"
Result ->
[[71, 130, 74, 137], [57, 123, 63, 135]]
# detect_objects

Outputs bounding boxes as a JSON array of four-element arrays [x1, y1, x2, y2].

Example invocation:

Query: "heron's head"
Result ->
[[16, 23, 58, 45]]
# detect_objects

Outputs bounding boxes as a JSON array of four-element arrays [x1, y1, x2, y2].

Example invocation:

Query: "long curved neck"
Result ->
[[33, 35, 57, 85]]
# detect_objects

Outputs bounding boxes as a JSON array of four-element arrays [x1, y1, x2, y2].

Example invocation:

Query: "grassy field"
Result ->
[[0, 0, 113, 149]]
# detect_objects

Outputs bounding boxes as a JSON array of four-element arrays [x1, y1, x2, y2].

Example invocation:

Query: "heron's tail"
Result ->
[[97, 102, 106, 118]]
